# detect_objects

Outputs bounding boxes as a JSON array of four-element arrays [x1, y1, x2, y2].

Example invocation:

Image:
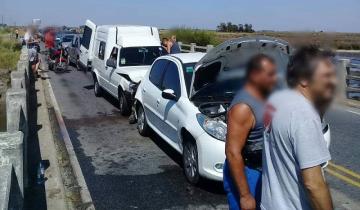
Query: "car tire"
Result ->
[[136, 105, 150, 136], [94, 80, 103, 97], [118, 90, 130, 116], [183, 140, 200, 184]]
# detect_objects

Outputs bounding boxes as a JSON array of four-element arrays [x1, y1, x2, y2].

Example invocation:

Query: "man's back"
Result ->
[[261, 89, 331, 210]]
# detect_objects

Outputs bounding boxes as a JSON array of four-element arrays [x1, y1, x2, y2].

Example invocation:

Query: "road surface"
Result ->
[[45, 66, 359, 210]]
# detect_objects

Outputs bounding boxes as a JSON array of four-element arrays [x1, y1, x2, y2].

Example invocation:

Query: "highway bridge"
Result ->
[[42, 63, 360, 209]]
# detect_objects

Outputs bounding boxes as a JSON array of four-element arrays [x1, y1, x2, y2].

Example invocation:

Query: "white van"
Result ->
[[79, 20, 97, 71], [88, 21, 164, 115]]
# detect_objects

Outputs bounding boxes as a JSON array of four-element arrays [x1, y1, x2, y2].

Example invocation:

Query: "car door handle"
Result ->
[[142, 88, 147, 93], [156, 99, 160, 105]]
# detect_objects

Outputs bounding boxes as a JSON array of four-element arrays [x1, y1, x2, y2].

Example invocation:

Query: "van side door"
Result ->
[[79, 20, 96, 69]]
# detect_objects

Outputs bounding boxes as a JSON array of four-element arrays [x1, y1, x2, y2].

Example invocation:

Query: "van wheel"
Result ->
[[137, 105, 150, 136], [119, 90, 130, 116], [94, 80, 102, 97], [183, 140, 200, 184]]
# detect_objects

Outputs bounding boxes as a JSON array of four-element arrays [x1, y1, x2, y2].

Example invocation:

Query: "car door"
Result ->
[[107, 47, 120, 96], [158, 61, 182, 143], [142, 59, 169, 129], [94, 40, 109, 90], [79, 20, 96, 67]]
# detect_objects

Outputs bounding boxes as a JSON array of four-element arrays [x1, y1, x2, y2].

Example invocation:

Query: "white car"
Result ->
[[134, 37, 331, 184]]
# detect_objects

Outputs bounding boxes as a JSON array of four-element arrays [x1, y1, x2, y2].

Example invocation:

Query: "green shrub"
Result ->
[[164, 28, 220, 46], [0, 36, 21, 70]]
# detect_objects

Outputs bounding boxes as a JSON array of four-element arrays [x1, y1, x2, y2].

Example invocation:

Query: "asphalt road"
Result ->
[[46, 66, 360, 209]]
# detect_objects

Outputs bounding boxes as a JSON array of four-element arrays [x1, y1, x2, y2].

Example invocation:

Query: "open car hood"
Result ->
[[190, 36, 292, 102]]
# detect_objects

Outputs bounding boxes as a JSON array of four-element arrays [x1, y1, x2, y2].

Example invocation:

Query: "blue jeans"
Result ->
[[223, 160, 262, 210]]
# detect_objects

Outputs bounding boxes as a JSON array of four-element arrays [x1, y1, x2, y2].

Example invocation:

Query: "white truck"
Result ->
[[80, 20, 165, 115]]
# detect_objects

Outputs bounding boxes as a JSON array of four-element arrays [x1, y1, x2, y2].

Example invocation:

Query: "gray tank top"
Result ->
[[229, 89, 265, 169]]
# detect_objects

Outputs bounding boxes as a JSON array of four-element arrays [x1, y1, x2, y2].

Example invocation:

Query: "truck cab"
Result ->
[[89, 23, 164, 115]]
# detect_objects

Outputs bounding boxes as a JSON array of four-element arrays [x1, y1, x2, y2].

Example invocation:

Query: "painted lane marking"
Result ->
[[325, 168, 360, 188], [328, 162, 360, 180]]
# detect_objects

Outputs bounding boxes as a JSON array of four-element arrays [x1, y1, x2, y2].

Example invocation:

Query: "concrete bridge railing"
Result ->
[[0, 46, 30, 210]]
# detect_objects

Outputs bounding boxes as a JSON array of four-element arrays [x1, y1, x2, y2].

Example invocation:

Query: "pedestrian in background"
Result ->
[[261, 46, 336, 210], [161, 37, 170, 54], [15, 29, 19, 39], [224, 54, 277, 210], [167, 35, 181, 54]]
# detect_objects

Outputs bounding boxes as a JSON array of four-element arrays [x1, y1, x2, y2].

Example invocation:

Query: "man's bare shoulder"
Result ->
[[228, 103, 254, 124]]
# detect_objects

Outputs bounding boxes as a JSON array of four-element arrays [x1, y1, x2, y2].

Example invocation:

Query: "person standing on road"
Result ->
[[167, 35, 181, 54], [261, 46, 336, 210], [224, 54, 277, 210], [15, 29, 19, 39]]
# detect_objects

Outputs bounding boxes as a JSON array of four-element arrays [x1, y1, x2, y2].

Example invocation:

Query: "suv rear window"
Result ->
[[81, 26, 92, 49]]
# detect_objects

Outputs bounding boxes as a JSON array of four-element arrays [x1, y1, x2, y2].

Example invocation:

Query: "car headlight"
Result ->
[[196, 113, 227, 141]]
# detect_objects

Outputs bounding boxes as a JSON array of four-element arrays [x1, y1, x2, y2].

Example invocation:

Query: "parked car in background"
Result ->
[[67, 34, 82, 69], [90, 22, 164, 115], [133, 37, 331, 184], [60, 34, 76, 48]]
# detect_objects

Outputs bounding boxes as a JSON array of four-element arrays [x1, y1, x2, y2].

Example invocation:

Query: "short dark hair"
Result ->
[[286, 46, 334, 88], [245, 54, 275, 79]]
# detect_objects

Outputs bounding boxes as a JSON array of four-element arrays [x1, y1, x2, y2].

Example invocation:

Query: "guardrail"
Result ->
[[337, 59, 360, 101], [0, 46, 30, 210], [178, 42, 214, 53]]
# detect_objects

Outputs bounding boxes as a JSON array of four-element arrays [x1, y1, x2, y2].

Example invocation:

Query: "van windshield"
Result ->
[[119, 46, 164, 66]]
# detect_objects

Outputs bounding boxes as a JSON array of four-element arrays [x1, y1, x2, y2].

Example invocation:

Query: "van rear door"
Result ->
[[79, 20, 96, 69]]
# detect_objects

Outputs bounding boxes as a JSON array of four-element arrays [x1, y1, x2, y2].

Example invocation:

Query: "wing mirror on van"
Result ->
[[162, 89, 177, 100], [106, 59, 117, 69]]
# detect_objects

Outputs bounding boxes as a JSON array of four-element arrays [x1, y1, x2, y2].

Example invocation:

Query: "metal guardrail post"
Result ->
[[206, 45, 214, 52], [190, 43, 196, 53], [337, 59, 350, 100], [178, 42, 183, 52]]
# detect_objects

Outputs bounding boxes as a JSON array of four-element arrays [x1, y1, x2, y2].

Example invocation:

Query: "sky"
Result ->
[[1, 0, 360, 32]]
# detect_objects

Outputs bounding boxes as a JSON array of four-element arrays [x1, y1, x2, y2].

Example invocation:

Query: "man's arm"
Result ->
[[302, 166, 333, 210], [225, 104, 255, 210]]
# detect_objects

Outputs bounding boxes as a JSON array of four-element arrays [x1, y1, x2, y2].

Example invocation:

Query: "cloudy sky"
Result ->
[[1, 0, 360, 32]]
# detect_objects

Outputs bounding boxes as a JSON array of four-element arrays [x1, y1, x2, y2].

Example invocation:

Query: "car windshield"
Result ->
[[119, 46, 164, 66], [182, 62, 196, 96], [62, 35, 74, 42]]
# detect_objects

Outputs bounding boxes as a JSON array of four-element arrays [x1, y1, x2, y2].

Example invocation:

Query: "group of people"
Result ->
[[224, 46, 337, 210], [161, 35, 181, 54], [23, 26, 41, 78]]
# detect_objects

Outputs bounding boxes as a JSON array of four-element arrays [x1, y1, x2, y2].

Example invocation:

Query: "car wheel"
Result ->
[[137, 105, 150, 136], [94, 80, 102, 97], [119, 90, 130, 116], [183, 140, 200, 184]]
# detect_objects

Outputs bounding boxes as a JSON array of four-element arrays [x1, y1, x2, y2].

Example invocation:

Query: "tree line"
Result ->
[[217, 22, 255, 33]]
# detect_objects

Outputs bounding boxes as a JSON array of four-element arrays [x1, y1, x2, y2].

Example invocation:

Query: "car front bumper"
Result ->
[[195, 132, 225, 181]]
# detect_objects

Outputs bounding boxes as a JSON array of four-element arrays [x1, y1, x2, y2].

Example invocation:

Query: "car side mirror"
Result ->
[[106, 59, 117, 69], [162, 89, 177, 100]]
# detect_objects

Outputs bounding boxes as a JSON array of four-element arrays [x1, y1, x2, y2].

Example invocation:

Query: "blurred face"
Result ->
[[162, 39, 168, 46], [250, 59, 277, 96], [307, 59, 337, 112], [171, 36, 176, 42]]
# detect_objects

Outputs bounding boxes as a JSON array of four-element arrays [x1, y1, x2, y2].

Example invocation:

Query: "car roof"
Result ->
[[166, 53, 206, 64]]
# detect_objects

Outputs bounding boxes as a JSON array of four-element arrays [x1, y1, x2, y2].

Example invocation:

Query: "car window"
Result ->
[[81, 26, 92, 49], [109, 47, 118, 63], [161, 61, 181, 97], [98, 41, 106, 60], [149, 59, 168, 88]]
